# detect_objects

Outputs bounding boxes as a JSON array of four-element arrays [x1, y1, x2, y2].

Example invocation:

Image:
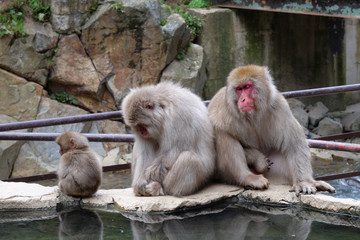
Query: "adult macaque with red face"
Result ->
[[208, 65, 335, 196]]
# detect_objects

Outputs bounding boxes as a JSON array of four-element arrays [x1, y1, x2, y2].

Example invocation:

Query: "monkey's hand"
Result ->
[[145, 162, 169, 183], [145, 181, 164, 196]]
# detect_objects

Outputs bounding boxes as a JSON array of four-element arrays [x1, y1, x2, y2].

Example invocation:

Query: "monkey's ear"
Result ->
[[70, 138, 77, 149]]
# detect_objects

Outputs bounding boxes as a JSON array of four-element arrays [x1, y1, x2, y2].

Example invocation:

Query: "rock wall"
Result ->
[[0, 0, 197, 178]]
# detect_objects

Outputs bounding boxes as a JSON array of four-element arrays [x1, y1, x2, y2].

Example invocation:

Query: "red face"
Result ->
[[235, 80, 256, 112]]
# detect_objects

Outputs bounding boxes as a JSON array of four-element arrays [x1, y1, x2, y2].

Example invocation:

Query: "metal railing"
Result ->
[[1, 83, 360, 182]]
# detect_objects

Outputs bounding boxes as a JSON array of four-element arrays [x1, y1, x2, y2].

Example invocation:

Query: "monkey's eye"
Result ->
[[235, 86, 243, 91], [144, 103, 154, 110], [243, 84, 251, 90]]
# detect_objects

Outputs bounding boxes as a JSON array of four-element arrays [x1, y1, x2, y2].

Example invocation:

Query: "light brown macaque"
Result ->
[[208, 65, 335, 196], [121, 81, 215, 196], [56, 132, 102, 197]]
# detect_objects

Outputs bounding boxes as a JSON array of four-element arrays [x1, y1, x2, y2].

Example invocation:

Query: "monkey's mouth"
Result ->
[[136, 123, 149, 137], [241, 105, 255, 112]]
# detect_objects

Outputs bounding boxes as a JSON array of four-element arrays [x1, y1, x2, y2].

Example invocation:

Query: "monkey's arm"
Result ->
[[276, 106, 335, 195], [215, 130, 269, 190], [244, 148, 273, 174]]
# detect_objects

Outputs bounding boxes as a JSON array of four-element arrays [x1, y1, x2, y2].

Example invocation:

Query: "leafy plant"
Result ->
[[160, 4, 202, 36], [160, 18, 167, 26], [0, 4, 26, 38], [176, 7, 202, 36], [110, 1, 124, 13], [50, 91, 78, 105], [28, 0, 50, 22], [176, 49, 186, 60], [188, 0, 210, 8]]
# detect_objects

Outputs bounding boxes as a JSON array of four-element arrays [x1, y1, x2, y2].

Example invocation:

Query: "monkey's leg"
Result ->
[[161, 151, 209, 196], [244, 148, 273, 174], [215, 131, 269, 190]]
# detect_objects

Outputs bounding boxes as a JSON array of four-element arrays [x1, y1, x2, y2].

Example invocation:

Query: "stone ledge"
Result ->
[[1, 181, 360, 218]]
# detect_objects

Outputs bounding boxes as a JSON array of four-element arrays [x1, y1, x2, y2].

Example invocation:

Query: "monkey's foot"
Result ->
[[133, 180, 150, 196], [289, 180, 335, 197], [243, 174, 269, 190], [145, 163, 168, 183], [145, 181, 164, 196], [314, 180, 336, 194]]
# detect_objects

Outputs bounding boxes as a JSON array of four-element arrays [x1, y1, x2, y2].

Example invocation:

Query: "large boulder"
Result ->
[[50, 0, 99, 33], [48, 34, 115, 112], [0, 69, 43, 121], [0, 115, 27, 179], [81, 0, 191, 107], [0, 16, 58, 86], [160, 43, 206, 96]]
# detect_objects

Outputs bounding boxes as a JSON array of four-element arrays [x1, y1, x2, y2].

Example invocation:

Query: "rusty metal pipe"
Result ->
[[308, 139, 360, 153]]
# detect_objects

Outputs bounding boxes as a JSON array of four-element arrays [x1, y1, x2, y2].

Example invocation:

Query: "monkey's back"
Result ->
[[58, 149, 102, 197]]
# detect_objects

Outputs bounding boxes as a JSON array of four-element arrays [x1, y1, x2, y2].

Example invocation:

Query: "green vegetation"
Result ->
[[0, 2, 26, 37], [188, 0, 210, 8], [176, 49, 186, 60], [160, 18, 167, 26], [29, 0, 50, 22], [50, 91, 78, 106], [0, 0, 50, 38], [110, 0, 124, 13], [162, 4, 202, 36]]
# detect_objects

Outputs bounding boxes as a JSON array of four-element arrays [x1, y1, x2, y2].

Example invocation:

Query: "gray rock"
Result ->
[[0, 69, 42, 121], [0, 181, 59, 210], [313, 117, 343, 136], [162, 14, 192, 64], [161, 43, 206, 96], [342, 112, 360, 132], [0, 115, 27, 179], [81, 0, 190, 107], [50, 0, 99, 33], [307, 102, 329, 127], [0, 17, 56, 85], [288, 99, 309, 128], [326, 102, 360, 132]]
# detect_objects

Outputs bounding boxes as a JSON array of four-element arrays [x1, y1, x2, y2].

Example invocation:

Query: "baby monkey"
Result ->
[[56, 132, 102, 197]]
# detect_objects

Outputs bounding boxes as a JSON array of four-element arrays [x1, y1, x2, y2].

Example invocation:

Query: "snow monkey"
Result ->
[[56, 132, 102, 197], [208, 65, 336, 196], [121, 81, 215, 196]]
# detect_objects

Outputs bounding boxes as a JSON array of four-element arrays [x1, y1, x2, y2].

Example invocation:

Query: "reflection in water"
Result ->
[[58, 209, 103, 240], [130, 205, 312, 240]]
